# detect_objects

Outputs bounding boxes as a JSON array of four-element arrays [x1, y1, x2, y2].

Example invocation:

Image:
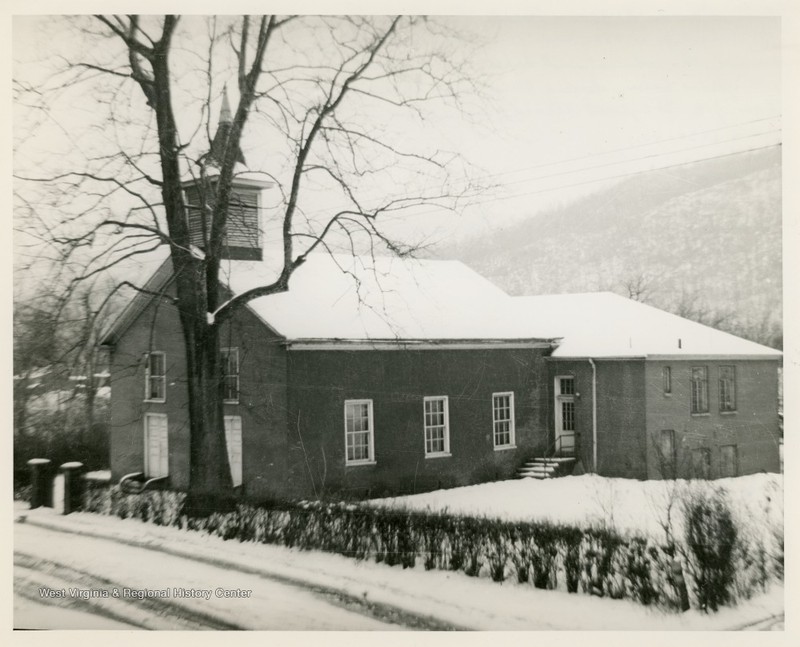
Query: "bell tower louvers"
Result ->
[[183, 87, 269, 261]]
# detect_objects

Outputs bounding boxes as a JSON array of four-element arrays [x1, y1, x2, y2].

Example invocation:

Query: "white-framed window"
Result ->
[[344, 399, 375, 465], [144, 351, 166, 402], [424, 396, 450, 457], [719, 366, 736, 412], [221, 347, 239, 403], [224, 415, 243, 487], [492, 392, 515, 449], [691, 367, 709, 414]]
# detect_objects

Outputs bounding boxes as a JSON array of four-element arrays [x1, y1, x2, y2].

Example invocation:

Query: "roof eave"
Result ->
[[285, 338, 557, 351]]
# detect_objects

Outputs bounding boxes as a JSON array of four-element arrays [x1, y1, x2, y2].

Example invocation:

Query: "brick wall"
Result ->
[[644, 359, 781, 478], [284, 347, 550, 498], [547, 359, 648, 479], [109, 290, 290, 499]]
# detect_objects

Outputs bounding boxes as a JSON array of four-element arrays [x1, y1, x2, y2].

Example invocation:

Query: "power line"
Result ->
[[499, 129, 780, 189], [472, 115, 782, 183], [408, 142, 782, 216], [297, 118, 781, 220]]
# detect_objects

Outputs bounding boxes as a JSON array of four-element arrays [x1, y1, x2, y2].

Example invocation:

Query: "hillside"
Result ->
[[441, 147, 782, 347]]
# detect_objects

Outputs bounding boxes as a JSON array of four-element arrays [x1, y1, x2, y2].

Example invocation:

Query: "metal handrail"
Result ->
[[546, 432, 576, 458]]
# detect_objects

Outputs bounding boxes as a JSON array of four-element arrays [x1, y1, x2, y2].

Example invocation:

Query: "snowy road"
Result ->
[[13, 503, 785, 631], [13, 521, 426, 630]]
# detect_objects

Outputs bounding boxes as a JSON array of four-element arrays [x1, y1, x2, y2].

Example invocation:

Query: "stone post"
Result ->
[[27, 458, 53, 509]]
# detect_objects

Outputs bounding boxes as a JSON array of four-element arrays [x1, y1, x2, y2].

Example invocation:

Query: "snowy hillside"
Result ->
[[441, 147, 782, 346]]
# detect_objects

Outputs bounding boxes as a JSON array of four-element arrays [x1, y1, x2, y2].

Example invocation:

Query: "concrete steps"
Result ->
[[516, 457, 576, 480]]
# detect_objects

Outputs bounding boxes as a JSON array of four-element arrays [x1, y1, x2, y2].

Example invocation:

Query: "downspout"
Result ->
[[588, 358, 597, 473]]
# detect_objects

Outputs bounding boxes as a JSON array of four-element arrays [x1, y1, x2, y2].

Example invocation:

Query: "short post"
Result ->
[[27, 458, 53, 509], [59, 462, 85, 515]]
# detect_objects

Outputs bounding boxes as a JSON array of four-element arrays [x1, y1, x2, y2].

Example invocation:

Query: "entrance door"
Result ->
[[554, 376, 576, 456], [224, 415, 243, 487], [144, 413, 169, 478]]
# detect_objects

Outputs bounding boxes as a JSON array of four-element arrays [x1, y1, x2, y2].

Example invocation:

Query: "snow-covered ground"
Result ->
[[370, 473, 784, 542], [15, 501, 783, 630]]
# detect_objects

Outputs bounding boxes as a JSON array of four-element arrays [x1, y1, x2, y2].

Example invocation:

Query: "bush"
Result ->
[[684, 489, 738, 612], [73, 483, 778, 613]]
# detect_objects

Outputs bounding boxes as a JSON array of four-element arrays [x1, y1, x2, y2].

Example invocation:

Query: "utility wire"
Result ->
[[297, 121, 781, 220], [407, 142, 782, 216]]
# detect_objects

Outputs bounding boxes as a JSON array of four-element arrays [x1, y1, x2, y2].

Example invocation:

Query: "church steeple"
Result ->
[[207, 85, 246, 168], [184, 84, 272, 262]]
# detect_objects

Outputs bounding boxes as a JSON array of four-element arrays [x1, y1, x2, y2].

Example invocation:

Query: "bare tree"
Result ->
[[14, 15, 481, 512], [619, 270, 655, 303]]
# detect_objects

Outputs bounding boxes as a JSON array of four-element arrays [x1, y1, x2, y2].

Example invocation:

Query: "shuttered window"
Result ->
[[184, 184, 260, 251]]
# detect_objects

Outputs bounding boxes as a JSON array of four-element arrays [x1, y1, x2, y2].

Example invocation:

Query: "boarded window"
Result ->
[[691, 447, 712, 479], [224, 415, 243, 487], [720, 444, 738, 478], [144, 413, 168, 478]]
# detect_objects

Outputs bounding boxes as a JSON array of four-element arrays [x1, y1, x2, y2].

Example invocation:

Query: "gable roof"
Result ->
[[511, 292, 781, 359], [220, 253, 549, 343], [102, 247, 781, 359]]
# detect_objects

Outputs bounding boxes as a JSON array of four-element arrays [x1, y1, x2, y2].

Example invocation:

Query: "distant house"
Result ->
[[100, 106, 782, 500]]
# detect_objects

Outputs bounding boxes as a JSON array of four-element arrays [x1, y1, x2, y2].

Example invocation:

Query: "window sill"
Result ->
[[494, 445, 517, 452], [345, 460, 377, 467], [691, 412, 710, 417], [720, 410, 738, 415], [425, 452, 452, 460], [144, 399, 166, 404], [223, 400, 239, 405]]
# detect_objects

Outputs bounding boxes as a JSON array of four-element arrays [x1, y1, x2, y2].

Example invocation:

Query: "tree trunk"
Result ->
[[176, 270, 234, 516]]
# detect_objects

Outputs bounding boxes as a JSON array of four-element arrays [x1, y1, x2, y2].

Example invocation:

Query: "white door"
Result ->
[[144, 413, 169, 478], [554, 376, 576, 455], [224, 415, 243, 487]]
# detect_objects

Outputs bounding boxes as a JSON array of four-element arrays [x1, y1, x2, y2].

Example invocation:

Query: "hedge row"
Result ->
[[80, 485, 781, 612]]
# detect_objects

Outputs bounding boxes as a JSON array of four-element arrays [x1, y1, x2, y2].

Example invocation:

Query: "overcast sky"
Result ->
[[11, 12, 785, 275], [411, 15, 782, 240]]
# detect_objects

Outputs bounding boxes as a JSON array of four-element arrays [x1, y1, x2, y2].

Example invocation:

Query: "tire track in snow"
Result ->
[[14, 552, 241, 629]]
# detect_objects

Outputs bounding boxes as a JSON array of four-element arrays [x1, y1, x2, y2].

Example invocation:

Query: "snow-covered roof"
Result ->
[[103, 247, 782, 358], [511, 292, 781, 359], [221, 253, 548, 343]]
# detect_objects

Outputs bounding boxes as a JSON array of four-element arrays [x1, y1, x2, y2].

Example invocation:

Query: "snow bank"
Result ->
[[369, 473, 783, 542]]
